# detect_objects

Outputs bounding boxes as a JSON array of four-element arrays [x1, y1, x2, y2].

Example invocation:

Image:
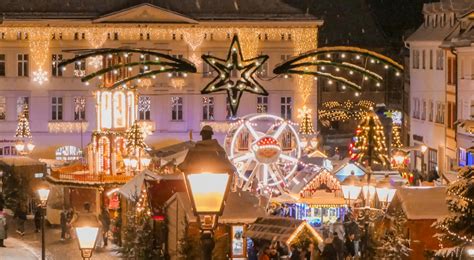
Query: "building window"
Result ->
[[421, 99, 426, 120], [435, 102, 445, 124], [17, 97, 29, 119], [171, 55, 184, 77], [0, 96, 5, 120], [0, 54, 5, 76], [281, 97, 292, 120], [428, 100, 433, 122], [436, 50, 444, 70], [51, 97, 63, 121], [257, 52, 268, 77], [412, 98, 420, 119], [203, 52, 215, 77], [422, 50, 426, 69], [52, 54, 63, 77], [55, 146, 82, 161], [447, 57, 456, 85], [429, 50, 433, 69], [471, 100, 474, 119], [74, 55, 86, 77], [280, 55, 292, 77], [139, 54, 151, 74], [74, 97, 86, 121], [138, 96, 151, 120], [412, 49, 420, 69], [447, 101, 456, 129], [428, 149, 437, 175], [171, 96, 183, 121], [202, 97, 214, 121], [0, 146, 17, 156], [257, 96, 268, 113], [17, 54, 28, 77]]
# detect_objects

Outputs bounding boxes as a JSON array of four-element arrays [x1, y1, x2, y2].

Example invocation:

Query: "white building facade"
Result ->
[[407, 0, 474, 178], [0, 3, 321, 160]]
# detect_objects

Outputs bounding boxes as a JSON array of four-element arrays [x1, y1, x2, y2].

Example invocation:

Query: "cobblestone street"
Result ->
[[0, 216, 120, 260]]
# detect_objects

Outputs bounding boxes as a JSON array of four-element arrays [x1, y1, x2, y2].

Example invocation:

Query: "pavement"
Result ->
[[0, 216, 120, 259]]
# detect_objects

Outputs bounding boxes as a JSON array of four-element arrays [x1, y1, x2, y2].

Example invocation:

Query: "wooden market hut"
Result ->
[[388, 186, 449, 260], [245, 217, 323, 248], [164, 190, 267, 260]]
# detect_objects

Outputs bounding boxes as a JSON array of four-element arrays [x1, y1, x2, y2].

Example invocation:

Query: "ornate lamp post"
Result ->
[[75, 227, 99, 260], [179, 126, 234, 260], [341, 171, 362, 203], [37, 188, 50, 260]]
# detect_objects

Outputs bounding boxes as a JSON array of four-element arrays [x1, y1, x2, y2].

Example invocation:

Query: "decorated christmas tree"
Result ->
[[376, 208, 411, 259], [15, 111, 32, 139], [391, 124, 403, 149], [298, 106, 315, 135], [433, 166, 474, 258], [349, 110, 390, 168], [126, 121, 147, 154]]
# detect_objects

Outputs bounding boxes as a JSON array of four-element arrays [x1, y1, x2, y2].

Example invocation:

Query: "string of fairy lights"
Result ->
[[319, 100, 375, 123]]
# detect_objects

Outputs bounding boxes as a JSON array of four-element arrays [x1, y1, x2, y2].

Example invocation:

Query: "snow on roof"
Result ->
[[406, 23, 458, 42], [245, 217, 323, 244], [395, 186, 449, 220], [298, 190, 346, 205], [0, 156, 45, 167], [168, 190, 267, 224], [423, 0, 474, 15], [118, 170, 160, 200]]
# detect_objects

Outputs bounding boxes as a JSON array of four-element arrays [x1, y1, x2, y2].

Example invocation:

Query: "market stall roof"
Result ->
[[118, 169, 161, 200], [245, 217, 323, 245], [331, 158, 367, 181], [298, 190, 346, 206], [288, 169, 331, 195], [167, 190, 267, 224], [0, 156, 45, 167], [270, 193, 299, 203], [308, 149, 328, 159], [150, 141, 195, 165], [393, 186, 448, 220]]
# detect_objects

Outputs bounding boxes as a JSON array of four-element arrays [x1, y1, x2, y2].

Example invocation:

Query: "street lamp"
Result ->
[[375, 175, 397, 207], [361, 174, 377, 206], [461, 242, 474, 260], [341, 171, 362, 203], [15, 139, 35, 155], [179, 126, 234, 260], [37, 188, 50, 260], [75, 227, 99, 260]]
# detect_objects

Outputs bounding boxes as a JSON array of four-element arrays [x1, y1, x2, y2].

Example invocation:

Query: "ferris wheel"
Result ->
[[225, 114, 302, 192]]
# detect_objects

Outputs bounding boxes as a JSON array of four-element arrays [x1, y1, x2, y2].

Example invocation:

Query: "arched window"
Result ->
[[55, 146, 82, 161], [98, 137, 110, 173], [100, 92, 112, 129]]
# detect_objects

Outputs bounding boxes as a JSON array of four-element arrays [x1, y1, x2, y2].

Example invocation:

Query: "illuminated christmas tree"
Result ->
[[391, 124, 403, 148], [298, 106, 315, 135], [434, 166, 474, 258], [349, 110, 390, 168], [15, 111, 32, 139], [126, 121, 147, 154]]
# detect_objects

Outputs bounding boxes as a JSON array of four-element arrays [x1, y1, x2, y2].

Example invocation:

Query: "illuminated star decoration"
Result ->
[[201, 35, 269, 116]]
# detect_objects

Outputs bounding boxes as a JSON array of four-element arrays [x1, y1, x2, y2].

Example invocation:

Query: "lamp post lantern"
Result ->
[[341, 171, 362, 203], [36, 188, 50, 260], [179, 126, 235, 260], [75, 227, 99, 260]]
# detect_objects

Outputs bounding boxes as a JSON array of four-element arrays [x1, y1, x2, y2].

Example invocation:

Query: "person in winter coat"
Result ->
[[60, 209, 68, 240], [34, 205, 41, 233], [0, 206, 7, 247], [344, 234, 356, 259], [332, 232, 345, 260], [321, 238, 337, 260], [98, 206, 111, 247], [15, 205, 27, 236]]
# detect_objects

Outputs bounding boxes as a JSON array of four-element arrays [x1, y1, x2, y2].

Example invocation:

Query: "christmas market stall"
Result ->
[[387, 186, 448, 260], [164, 190, 266, 260], [331, 158, 368, 181], [245, 217, 323, 253]]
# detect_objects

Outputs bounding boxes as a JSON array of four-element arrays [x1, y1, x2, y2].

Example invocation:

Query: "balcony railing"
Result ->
[[49, 171, 132, 184]]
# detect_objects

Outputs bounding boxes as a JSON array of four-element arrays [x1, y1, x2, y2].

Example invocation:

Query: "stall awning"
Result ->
[[166, 190, 267, 224], [245, 217, 323, 244]]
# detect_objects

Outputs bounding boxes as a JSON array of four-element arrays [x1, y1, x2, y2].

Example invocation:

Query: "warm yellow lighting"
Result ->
[[75, 227, 99, 249], [376, 176, 396, 203], [37, 188, 50, 204], [341, 174, 362, 200], [187, 172, 229, 213], [15, 143, 25, 152], [130, 158, 138, 169], [27, 143, 35, 152], [420, 144, 428, 153], [140, 156, 152, 168]]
